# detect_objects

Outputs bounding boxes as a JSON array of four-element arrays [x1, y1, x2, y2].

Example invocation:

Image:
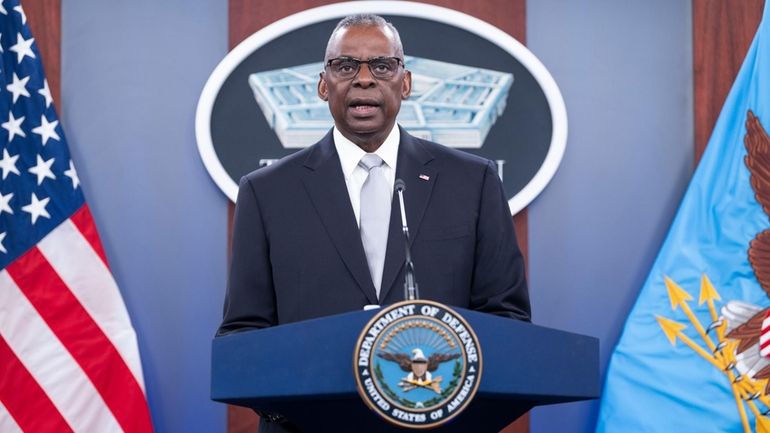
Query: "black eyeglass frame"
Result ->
[[324, 56, 405, 80]]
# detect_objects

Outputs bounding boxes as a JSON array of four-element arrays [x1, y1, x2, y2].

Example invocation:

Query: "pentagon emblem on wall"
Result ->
[[196, 1, 567, 215], [354, 300, 482, 429]]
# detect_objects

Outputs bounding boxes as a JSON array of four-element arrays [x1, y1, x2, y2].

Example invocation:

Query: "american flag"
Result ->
[[0, 1, 153, 432]]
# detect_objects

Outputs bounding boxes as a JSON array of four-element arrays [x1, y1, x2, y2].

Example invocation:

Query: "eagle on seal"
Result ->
[[378, 348, 460, 394]]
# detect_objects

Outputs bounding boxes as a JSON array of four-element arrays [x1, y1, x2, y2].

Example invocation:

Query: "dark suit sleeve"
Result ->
[[469, 160, 531, 321], [217, 176, 277, 335]]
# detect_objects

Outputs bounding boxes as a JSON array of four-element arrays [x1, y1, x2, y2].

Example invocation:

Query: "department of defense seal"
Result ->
[[354, 300, 482, 429]]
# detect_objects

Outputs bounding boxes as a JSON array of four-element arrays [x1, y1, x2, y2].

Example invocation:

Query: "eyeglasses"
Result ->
[[325, 56, 404, 81]]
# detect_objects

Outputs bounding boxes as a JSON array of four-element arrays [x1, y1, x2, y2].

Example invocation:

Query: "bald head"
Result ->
[[324, 14, 404, 62]]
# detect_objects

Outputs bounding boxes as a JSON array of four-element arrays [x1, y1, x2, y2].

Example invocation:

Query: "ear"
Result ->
[[317, 72, 329, 101], [401, 70, 412, 100]]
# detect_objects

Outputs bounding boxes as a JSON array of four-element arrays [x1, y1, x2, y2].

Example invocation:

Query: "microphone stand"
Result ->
[[395, 180, 419, 301]]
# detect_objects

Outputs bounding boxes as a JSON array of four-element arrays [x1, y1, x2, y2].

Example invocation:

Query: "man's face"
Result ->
[[318, 25, 412, 148]]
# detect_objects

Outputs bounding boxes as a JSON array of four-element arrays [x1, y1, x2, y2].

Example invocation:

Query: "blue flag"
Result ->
[[597, 4, 770, 433]]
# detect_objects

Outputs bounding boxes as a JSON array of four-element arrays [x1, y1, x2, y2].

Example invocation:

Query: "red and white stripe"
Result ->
[[0, 205, 153, 432], [0, 399, 24, 433], [760, 310, 770, 358]]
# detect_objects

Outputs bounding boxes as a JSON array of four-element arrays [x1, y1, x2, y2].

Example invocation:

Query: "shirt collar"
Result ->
[[333, 124, 400, 178]]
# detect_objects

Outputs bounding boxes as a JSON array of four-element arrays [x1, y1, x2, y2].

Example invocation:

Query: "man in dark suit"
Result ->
[[218, 13, 530, 432], [218, 15, 530, 335], [218, 14, 529, 334]]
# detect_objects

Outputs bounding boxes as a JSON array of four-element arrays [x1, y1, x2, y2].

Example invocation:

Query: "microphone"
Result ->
[[395, 179, 420, 300]]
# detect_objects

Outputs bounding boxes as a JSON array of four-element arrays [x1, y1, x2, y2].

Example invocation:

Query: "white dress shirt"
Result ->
[[334, 125, 400, 226]]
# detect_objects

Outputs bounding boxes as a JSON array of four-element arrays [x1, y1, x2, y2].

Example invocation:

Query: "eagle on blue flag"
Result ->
[[597, 2, 770, 432], [722, 112, 770, 392]]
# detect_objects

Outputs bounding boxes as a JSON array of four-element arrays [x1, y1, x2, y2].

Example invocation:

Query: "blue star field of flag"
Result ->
[[0, 0, 84, 270]]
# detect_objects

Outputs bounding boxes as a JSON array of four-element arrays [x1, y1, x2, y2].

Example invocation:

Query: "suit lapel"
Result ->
[[300, 131, 379, 304], [379, 128, 437, 301]]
